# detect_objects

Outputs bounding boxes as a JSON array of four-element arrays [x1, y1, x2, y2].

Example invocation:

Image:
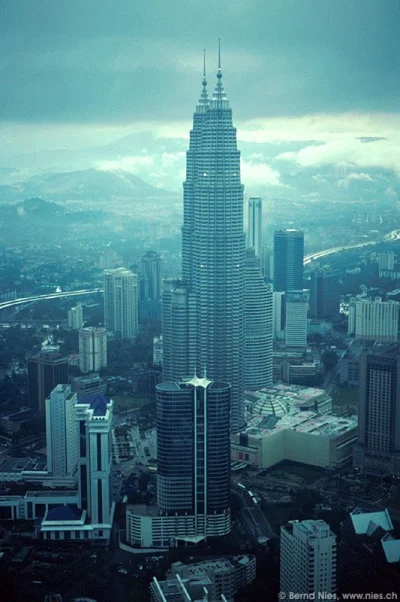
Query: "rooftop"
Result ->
[[381, 533, 400, 563], [45, 505, 83, 522], [241, 411, 357, 439], [76, 393, 110, 416], [0, 456, 47, 473], [350, 508, 394, 536]]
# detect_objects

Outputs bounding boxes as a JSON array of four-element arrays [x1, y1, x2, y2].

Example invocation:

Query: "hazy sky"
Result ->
[[1, 0, 399, 191]]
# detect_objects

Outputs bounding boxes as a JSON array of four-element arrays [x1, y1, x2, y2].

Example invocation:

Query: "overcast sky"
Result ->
[[1, 0, 399, 160]]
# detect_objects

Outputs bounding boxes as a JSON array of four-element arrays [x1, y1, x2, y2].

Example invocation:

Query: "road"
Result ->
[[233, 485, 275, 541]]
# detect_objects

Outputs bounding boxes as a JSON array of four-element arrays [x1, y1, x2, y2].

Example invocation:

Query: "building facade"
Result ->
[[247, 197, 262, 258], [280, 520, 337, 596], [244, 248, 273, 390], [310, 269, 340, 322], [78, 327, 107, 374], [273, 229, 304, 293], [354, 346, 400, 476], [68, 304, 84, 330], [45, 384, 78, 487], [348, 298, 399, 342], [165, 57, 246, 432], [104, 267, 138, 339], [28, 349, 69, 414], [141, 251, 162, 301], [285, 290, 308, 348]]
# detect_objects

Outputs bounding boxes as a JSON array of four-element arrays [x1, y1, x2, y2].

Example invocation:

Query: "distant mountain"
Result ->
[[0, 168, 172, 203]]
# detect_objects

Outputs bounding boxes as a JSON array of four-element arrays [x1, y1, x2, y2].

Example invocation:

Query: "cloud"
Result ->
[[240, 159, 282, 187], [97, 156, 154, 173], [337, 172, 375, 188]]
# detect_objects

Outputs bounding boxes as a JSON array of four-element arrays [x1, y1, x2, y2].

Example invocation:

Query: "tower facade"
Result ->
[[247, 196, 262, 258], [348, 298, 399, 342], [45, 384, 78, 487], [285, 290, 308, 348], [68, 304, 84, 330], [244, 248, 273, 390], [354, 345, 400, 476], [79, 327, 107, 374], [280, 519, 337, 596], [28, 349, 69, 413], [174, 53, 246, 431], [104, 267, 138, 339], [157, 377, 231, 536], [274, 229, 304, 293], [141, 251, 162, 301], [310, 269, 340, 322]]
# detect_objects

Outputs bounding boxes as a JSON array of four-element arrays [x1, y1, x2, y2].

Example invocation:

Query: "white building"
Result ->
[[68, 304, 83, 330], [104, 267, 138, 339], [285, 290, 308, 348], [348, 297, 399, 342], [75, 394, 114, 540], [79, 327, 107, 374], [153, 335, 163, 367], [378, 252, 396, 271], [248, 197, 262, 258], [45, 385, 78, 488], [244, 248, 273, 390], [280, 519, 337, 596]]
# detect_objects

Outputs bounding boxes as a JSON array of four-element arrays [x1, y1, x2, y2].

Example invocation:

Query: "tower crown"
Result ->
[[210, 38, 230, 110], [195, 49, 209, 113]]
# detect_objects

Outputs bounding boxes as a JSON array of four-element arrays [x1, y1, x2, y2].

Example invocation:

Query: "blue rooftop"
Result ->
[[77, 393, 109, 416], [46, 505, 83, 522]]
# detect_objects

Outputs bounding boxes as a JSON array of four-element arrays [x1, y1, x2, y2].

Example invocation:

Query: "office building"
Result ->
[[285, 290, 308, 348], [75, 394, 114, 540], [273, 291, 285, 339], [126, 376, 231, 547], [28, 349, 69, 413], [244, 248, 273, 390], [280, 519, 337, 596], [354, 345, 400, 476], [104, 267, 138, 339], [165, 52, 246, 432], [67, 304, 83, 330], [348, 297, 399, 342], [273, 229, 304, 293], [247, 197, 262, 258], [150, 575, 214, 602], [310, 269, 340, 322], [45, 384, 78, 487], [141, 251, 162, 301], [78, 327, 107, 374]]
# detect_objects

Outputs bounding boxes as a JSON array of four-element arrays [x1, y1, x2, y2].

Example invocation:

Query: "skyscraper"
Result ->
[[310, 269, 340, 322], [280, 519, 337, 596], [78, 326, 107, 374], [68, 303, 83, 330], [166, 48, 246, 431], [354, 345, 400, 476], [244, 248, 273, 390], [348, 297, 399, 342], [273, 229, 304, 293], [104, 267, 138, 339], [141, 250, 162, 301], [247, 197, 262, 258], [45, 384, 78, 487], [75, 394, 114, 539], [285, 290, 308, 348], [28, 349, 69, 413]]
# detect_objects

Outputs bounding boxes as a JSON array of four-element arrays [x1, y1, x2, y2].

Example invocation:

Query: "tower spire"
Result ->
[[211, 38, 229, 109], [218, 38, 221, 73], [196, 49, 209, 112]]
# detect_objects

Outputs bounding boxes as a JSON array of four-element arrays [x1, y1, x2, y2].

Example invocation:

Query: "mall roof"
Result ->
[[350, 508, 393, 536], [242, 412, 357, 439]]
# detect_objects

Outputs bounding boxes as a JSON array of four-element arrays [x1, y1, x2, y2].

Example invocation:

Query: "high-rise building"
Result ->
[[153, 335, 163, 367], [378, 252, 396, 271], [78, 327, 107, 374], [165, 51, 246, 431], [126, 376, 231, 548], [141, 251, 162, 301], [354, 345, 400, 476], [75, 394, 114, 539], [244, 248, 273, 390], [71, 373, 107, 399], [310, 270, 340, 322], [247, 197, 262, 258], [67, 304, 83, 330], [273, 291, 286, 339], [45, 384, 78, 487], [104, 267, 138, 339], [273, 229, 304, 293], [285, 290, 308, 348], [348, 298, 399, 342], [28, 349, 69, 413], [280, 519, 337, 596]]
